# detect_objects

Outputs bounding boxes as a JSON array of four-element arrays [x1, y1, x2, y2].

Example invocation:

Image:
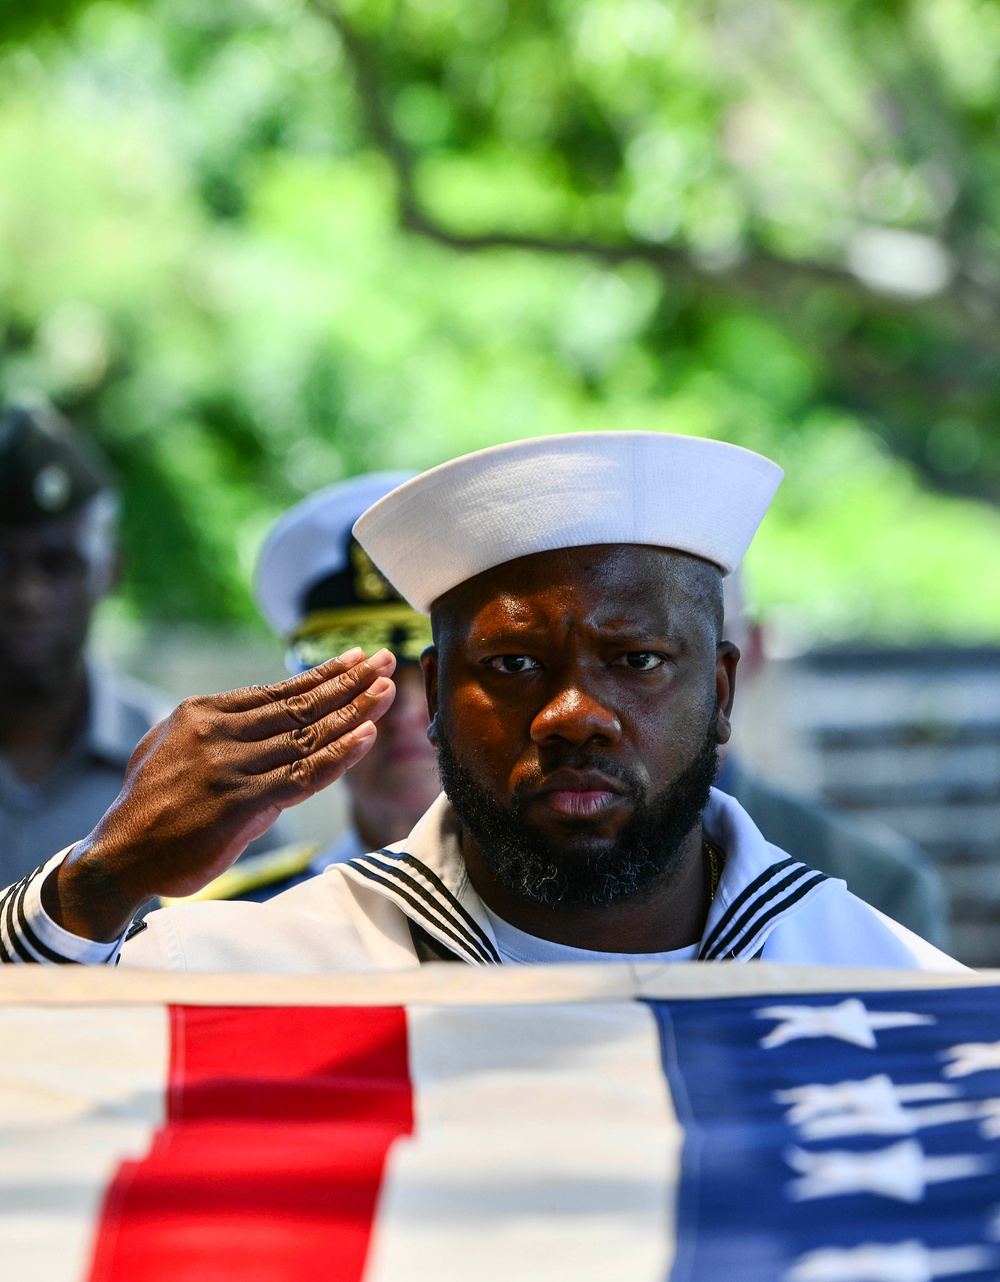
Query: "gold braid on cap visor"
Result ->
[[289, 604, 434, 669]]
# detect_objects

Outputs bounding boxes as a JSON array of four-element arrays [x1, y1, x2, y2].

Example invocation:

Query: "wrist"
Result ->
[[42, 843, 150, 943]]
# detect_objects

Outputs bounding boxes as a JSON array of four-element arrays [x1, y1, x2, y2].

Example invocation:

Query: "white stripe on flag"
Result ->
[[0, 1006, 168, 1282], [366, 1002, 680, 1282]]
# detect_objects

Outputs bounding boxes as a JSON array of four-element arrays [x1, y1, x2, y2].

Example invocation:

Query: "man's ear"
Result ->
[[715, 640, 739, 746], [420, 646, 439, 745]]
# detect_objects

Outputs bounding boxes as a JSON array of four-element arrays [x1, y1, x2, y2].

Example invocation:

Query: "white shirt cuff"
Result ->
[[0, 849, 126, 965]]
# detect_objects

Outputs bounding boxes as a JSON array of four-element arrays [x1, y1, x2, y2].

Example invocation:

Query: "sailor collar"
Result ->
[[338, 788, 832, 966]]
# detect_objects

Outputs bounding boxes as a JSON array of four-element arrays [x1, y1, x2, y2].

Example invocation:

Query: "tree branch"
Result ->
[[310, 0, 1000, 366], [298, 0, 1000, 509]]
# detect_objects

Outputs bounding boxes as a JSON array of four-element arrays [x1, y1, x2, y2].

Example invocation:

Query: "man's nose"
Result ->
[[529, 683, 622, 747]]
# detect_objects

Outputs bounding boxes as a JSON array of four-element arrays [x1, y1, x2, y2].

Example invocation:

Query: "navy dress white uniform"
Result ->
[[0, 433, 964, 972], [168, 473, 435, 906]]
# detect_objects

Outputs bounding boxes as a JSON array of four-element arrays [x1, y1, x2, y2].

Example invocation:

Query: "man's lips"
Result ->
[[530, 771, 628, 820]]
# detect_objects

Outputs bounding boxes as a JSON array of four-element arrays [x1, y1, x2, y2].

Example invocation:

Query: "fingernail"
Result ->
[[369, 648, 394, 669], [353, 721, 377, 740], [337, 647, 365, 663], [369, 676, 393, 696]]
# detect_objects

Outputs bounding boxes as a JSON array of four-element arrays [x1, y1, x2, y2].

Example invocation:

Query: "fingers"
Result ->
[[217, 647, 394, 716], [261, 718, 381, 806], [246, 675, 397, 774], [224, 649, 397, 740]]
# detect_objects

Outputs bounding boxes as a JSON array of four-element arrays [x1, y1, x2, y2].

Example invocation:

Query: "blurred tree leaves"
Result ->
[[0, 0, 96, 39], [3, 0, 1000, 642]]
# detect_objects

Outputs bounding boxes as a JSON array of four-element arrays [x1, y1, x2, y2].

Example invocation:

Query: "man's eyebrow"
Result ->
[[467, 625, 545, 647], [467, 616, 682, 644], [588, 615, 676, 635]]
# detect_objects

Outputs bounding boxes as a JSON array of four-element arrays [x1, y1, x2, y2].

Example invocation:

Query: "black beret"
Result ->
[[0, 404, 116, 526]]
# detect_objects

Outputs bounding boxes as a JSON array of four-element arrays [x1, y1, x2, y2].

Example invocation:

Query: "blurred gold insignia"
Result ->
[[350, 540, 392, 601]]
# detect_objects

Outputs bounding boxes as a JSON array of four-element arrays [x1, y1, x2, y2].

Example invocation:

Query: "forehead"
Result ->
[[433, 543, 721, 637]]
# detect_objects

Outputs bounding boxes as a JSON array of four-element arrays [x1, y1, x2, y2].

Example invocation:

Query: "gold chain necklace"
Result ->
[[704, 838, 724, 902]]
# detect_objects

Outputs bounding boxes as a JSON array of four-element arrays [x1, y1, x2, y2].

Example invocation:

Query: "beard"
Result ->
[[435, 720, 720, 910]]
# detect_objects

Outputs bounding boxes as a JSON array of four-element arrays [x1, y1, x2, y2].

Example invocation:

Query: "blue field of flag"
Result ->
[[652, 986, 1000, 1281]]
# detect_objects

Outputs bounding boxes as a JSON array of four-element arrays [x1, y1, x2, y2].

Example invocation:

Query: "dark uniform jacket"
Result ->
[[0, 664, 289, 886]]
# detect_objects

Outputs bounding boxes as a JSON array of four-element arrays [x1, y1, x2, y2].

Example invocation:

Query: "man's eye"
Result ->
[[616, 652, 666, 671], [486, 655, 542, 674]]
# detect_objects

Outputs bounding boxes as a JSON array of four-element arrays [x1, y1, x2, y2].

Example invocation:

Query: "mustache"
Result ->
[[510, 753, 648, 807]]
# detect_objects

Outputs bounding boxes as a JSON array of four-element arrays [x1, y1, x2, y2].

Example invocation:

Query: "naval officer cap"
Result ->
[[0, 402, 116, 526], [353, 432, 783, 615], [255, 472, 434, 671]]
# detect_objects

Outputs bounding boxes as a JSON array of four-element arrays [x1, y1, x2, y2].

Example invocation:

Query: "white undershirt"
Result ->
[[482, 904, 699, 966]]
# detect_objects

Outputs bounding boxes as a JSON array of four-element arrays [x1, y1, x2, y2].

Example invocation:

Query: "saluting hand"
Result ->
[[43, 648, 397, 942]]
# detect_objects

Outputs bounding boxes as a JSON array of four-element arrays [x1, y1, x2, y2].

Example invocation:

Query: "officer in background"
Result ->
[[175, 474, 442, 903], [715, 570, 949, 948], [0, 403, 164, 884], [0, 402, 288, 884]]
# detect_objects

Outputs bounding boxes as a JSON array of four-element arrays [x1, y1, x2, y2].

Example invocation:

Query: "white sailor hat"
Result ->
[[353, 432, 783, 615], [255, 472, 433, 668]]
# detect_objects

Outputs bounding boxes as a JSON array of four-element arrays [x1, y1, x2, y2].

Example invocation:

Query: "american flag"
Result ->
[[3, 963, 999, 1282]]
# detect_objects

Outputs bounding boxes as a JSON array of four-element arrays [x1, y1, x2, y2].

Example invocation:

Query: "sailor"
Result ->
[[174, 475, 439, 904], [0, 402, 292, 888], [0, 432, 963, 971]]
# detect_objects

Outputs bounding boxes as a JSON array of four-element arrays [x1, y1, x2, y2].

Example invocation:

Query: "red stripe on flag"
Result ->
[[87, 1006, 412, 1282]]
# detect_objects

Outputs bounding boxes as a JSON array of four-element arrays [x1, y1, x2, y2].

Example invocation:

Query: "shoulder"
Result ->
[[717, 765, 949, 947], [704, 788, 962, 970], [761, 880, 966, 971], [160, 843, 321, 905], [122, 862, 419, 973]]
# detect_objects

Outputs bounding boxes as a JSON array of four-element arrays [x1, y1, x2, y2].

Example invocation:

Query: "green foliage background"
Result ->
[[4, 0, 1000, 643]]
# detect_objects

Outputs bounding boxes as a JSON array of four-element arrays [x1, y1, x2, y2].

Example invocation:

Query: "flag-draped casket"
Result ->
[[3, 963, 1000, 1282]]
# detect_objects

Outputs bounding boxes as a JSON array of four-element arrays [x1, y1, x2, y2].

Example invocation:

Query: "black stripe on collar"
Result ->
[[347, 860, 493, 965], [347, 852, 501, 964], [723, 872, 829, 961], [385, 850, 501, 962], [701, 864, 815, 960], [699, 857, 797, 957], [700, 862, 829, 960], [357, 851, 500, 963]]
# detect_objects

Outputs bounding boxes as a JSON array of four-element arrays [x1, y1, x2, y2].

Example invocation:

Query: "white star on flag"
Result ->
[[943, 1043, 1000, 1079], [785, 1240, 996, 1282], [757, 1000, 935, 1050], [784, 1139, 990, 1202], [980, 1102, 1000, 1140], [774, 1076, 979, 1141]]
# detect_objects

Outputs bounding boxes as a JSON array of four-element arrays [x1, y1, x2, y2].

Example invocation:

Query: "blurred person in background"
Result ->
[[0, 402, 288, 885], [715, 570, 949, 948], [173, 474, 441, 904]]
